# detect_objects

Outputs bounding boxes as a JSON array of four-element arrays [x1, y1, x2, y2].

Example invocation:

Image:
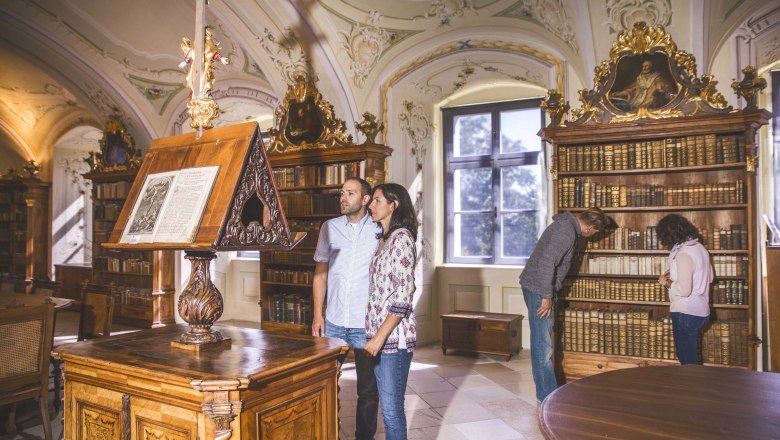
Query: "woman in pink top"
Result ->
[[657, 214, 714, 364]]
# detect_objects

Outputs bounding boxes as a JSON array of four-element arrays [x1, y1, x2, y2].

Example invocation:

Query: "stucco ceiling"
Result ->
[[0, 0, 778, 178]]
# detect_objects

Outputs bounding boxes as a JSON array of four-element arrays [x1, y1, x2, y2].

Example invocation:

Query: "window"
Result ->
[[444, 99, 546, 265]]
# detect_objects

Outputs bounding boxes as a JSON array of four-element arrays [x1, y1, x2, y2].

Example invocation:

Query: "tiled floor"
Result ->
[[3, 313, 543, 440]]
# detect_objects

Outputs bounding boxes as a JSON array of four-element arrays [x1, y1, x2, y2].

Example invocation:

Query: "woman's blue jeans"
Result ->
[[671, 312, 709, 365], [374, 349, 413, 440], [523, 286, 558, 402]]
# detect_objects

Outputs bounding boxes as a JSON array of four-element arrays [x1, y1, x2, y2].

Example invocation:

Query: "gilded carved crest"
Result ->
[[86, 118, 142, 172], [564, 21, 730, 126], [266, 76, 352, 153]]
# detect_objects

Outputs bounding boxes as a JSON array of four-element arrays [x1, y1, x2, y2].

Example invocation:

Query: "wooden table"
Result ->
[[55, 324, 347, 439], [0, 291, 73, 309], [539, 365, 780, 439]]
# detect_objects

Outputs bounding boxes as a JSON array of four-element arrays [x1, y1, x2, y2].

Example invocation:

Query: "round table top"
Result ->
[[539, 365, 780, 440]]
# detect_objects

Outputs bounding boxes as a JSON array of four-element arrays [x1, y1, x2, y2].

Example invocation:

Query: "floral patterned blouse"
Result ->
[[365, 228, 417, 353]]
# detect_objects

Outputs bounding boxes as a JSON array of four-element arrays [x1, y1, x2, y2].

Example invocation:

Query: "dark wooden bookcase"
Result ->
[[539, 22, 769, 381], [258, 76, 392, 334], [0, 176, 50, 285]]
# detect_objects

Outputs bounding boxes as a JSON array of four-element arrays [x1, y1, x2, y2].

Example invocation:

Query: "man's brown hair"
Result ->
[[578, 207, 609, 231]]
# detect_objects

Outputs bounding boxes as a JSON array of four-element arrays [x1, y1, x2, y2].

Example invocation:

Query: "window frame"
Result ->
[[443, 98, 546, 265]]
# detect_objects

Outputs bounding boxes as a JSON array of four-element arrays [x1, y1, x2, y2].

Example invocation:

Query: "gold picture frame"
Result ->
[[266, 76, 352, 153]]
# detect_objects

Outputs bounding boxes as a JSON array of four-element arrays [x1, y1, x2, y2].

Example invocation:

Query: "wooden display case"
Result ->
[[538, 22, 769, 381], [0, 177, 50, 285]]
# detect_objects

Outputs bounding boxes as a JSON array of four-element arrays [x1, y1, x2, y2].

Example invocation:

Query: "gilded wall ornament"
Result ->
[[731, 66, 767, 110], [355, 112, 384, 144], [569, 22, 731, 125], [266, 76, 352, 153], [540, 89, 569, 127], [85, 117, 142, 172]]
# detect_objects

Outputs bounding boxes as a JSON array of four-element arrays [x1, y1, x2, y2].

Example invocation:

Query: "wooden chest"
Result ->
[[441, 311, 523, 361]]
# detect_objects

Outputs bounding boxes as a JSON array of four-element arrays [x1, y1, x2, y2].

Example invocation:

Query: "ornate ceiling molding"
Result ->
[[126, 75, 185, 116], [380, 39, 565, 143], [604, 0, 673, 35], [339, 12, 396, 88], [497, 0, 579, 54], [398, 100, 433, 172], [254, 27, 317, 84], [413, 0, 477, 27], [0, 83, 77, 130]]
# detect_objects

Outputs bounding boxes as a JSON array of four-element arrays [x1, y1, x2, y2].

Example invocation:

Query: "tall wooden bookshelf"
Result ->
[[84, 170, 175, 327], [538, 22, 769, 381], [261, 145, 391, 334], [259, 76, 391, 334], [0, 176, 50, 284]]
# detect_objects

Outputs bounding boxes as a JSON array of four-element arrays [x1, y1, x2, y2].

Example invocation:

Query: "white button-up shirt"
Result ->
[[314, 213, 380, 328]]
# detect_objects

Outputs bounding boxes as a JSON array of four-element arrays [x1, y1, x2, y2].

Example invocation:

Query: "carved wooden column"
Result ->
[[172, 250, 231, 348], [192, 379, 247, 440]]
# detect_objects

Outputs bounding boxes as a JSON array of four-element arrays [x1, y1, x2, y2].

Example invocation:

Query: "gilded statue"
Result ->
[[180, 26, 229, 97]]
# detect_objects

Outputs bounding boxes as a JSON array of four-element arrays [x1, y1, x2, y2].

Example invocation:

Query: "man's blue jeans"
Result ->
[[671, 312, 709, 365], [374, 349, 413, 440], [523, 286, 558, 402], [326, 320, 378, 439]]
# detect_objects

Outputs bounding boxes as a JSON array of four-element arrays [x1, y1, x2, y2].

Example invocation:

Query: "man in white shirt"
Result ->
[[313, 177, 380, 439]]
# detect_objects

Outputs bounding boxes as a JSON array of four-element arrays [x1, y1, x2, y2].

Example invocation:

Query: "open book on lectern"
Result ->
[[120, 166, 219, 244]]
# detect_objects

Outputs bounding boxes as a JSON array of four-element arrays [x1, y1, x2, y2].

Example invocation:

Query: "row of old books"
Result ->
[[577, 254, 748, 277], [272, 161, 362, 188], [93, 256, 152, 275], [557, 134, 743, 172], [0, 192, 26, 204], [93, 202, 122, 221], [0, 211, 25, 222], [562, 279, 668, 302], [263, 268, 314, 284], [267, 293, 313, 325], [586, 224, 747, 251], [95, 181, 132, 200], [558, 178, 745, 208], [701, 320, 748, 366], [561, 279, 746, 305], [278, 191, 340, 216], [561, 308, 675, 359], [264, 250, 315, 265]]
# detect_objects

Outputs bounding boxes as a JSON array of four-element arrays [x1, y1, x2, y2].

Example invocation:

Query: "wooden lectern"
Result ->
[[55, 122, 347, 439]]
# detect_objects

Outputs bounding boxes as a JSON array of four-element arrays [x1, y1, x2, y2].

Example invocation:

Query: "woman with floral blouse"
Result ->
[[363, 182, 417, 440]]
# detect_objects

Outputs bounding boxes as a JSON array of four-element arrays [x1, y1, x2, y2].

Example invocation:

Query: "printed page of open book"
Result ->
[[120, 166, 220, 244]]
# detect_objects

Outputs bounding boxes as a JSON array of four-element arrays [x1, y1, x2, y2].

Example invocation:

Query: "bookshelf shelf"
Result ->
[[579, 249, 749, 254], [260, 143, 391, 333], [566, 204, 748, 213], [543, 110, 768, 379], [557, 162, 747, 177]]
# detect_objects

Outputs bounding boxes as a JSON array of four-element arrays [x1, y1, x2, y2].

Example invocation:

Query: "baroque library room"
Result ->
[[2, 1, 780, 439]]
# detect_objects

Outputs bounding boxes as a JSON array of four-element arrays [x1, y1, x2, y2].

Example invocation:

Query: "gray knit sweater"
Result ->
[[519, 211, 581, 299]]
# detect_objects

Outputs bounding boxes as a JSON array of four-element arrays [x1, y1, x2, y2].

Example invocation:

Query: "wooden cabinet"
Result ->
[[0, 178, 50, 284], [537, 22, 769, 381], [441, 311, 523, 361], [54, 264, 93, 301], [84, 170, 175, 327], [260, 144, 391, 334], [57, 324, 346, 440]]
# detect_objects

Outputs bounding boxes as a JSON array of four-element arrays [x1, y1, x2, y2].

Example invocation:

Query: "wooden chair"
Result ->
[[0, 302, 55, 440], [77, 283, 115, 341]]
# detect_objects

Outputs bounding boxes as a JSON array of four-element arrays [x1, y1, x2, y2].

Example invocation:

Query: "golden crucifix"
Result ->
[[181, 0, 228, 137]]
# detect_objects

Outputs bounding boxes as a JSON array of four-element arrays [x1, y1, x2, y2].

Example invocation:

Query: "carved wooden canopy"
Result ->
[[266, 76, 353, 153], [566, 22, 731, 125]]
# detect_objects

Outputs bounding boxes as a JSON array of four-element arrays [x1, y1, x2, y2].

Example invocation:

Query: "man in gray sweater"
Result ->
[[520, 207, 608, 402]]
